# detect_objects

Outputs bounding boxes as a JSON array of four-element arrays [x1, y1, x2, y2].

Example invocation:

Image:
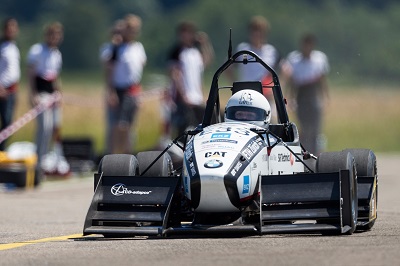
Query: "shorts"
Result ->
[[112, 90, 138, 126]]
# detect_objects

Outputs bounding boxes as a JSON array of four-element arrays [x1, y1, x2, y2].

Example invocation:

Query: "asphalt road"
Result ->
[[1, 154, 399, 266]]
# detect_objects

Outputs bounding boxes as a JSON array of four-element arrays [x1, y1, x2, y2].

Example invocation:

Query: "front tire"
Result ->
[[95, 154, 139, 189], [317, 151, 358, 235], [344, 149, 377, 231], [95, 154, 139, 238]]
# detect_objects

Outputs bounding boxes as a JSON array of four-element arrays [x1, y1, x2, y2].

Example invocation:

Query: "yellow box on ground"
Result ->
[[0, 151, 38, 188]]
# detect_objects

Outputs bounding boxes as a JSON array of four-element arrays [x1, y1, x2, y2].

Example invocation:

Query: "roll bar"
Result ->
[[201, 50, 289, 128]]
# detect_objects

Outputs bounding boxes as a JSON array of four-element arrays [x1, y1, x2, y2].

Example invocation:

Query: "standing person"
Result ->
[[27, 22, 64, 170], [0, 18, 20, 151], [167, 21, 214, 138], [103, 14, 146, 154], [236, 16, 280, 100], [285, 33, 330, 155], [99, 19, 125, 154], [99, 19, 125, 62]]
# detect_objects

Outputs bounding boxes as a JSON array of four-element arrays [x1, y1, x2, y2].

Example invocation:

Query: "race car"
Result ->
[[83, 49, 377, 237]]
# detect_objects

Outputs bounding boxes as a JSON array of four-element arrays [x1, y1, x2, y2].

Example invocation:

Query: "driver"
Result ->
[[224, 89, 271, 129]]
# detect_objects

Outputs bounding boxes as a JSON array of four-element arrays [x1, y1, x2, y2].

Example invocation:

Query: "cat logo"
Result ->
[[205, 151, 227, 158]]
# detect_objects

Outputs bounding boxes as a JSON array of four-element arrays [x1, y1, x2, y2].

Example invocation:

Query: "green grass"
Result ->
[[6, 73, 400, 155], [323, 87, 400, 152]]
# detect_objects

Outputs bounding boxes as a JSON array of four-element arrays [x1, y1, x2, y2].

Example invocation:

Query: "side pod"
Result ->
[[260, 171, 354, 234], [83, 174, 180, 237]]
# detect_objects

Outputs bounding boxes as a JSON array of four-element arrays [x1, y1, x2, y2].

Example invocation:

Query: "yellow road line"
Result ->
[[0, 233, 82, 251]]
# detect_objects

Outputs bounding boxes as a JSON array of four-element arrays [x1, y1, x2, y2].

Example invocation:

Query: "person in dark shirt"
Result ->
[[166, 21, 214, 138]]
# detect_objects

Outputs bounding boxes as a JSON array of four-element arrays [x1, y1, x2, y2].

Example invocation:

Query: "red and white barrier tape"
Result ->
[[0, 88, 165, 143], [0, 92, 62, 144]]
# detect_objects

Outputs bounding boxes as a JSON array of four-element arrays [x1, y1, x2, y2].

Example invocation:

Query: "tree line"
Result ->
[[1, 0, 399, 83]]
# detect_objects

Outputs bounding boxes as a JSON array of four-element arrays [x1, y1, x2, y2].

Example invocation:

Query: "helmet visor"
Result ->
[[226, 106, 266, 122]]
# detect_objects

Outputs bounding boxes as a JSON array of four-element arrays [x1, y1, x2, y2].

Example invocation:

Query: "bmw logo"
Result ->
[[204, 159, 223, 168]]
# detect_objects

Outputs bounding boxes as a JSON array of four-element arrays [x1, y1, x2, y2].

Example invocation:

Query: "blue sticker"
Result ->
[[184, 176, 189, 193], [242, 175, 250, 194], [211, 133, 231, 139], [209, 139, 237, 144]]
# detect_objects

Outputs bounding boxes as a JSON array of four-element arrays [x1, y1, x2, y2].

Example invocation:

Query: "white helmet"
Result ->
[[224, 89, 271, 128]]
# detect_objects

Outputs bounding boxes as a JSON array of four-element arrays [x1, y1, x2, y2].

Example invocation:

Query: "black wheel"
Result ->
[[95, 154, 139, 189], [137, 151, 174, 176], [344, 149, 377, 231], [344, 149, 377, 176], [317, 151, 358, 235]]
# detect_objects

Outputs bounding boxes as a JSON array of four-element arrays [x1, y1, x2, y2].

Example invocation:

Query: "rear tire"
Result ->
[[137, 151, 173, 176], [317, 151, 358, 235], [344, 149, 377, 230]]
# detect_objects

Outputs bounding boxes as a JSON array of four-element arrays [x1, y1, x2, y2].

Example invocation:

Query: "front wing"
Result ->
[[83, 171, 377, 237]]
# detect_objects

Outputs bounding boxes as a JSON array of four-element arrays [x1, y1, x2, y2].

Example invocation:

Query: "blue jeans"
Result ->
[[0, 93, 16, 151]]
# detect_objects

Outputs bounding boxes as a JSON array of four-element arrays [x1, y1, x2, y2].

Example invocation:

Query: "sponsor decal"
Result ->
[[185, 141, 194, 160], [184, 141, 197, 176], [202, 139, 238, 144], [239, 92, 253, 105], [184, 175, 189, 193], [230, 161, 243, 176], [242, 138, 264, 161], [211, 133, 231, 139], [242, 175, 250, 194], [111, 183, 152, 196], [234, 128, 250, 136], [205, 151, 227, 158], [278, 153, 290, 162], [199, 125, 251, 137], [198, 143, 236, 151], [189, 161, 197, 176], [199, 126, 231, 136], [204, 159, 223, 168]]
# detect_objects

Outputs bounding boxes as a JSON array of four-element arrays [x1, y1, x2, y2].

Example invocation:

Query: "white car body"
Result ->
[[182, 122, 303, 212]]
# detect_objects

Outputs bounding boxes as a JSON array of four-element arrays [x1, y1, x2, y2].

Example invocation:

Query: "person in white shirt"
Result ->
[[233, 16, 280, 123], [0, 18, 20, 151], [27, 22, 63, 167], [102, 14, 146, 154], [167, 21, 214, 137], [236, 16, 280, 86], [284, 33, 330, 155], [99, 19, 124, 154]]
